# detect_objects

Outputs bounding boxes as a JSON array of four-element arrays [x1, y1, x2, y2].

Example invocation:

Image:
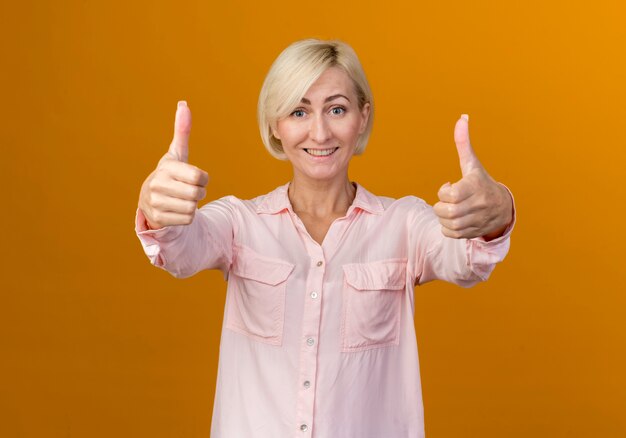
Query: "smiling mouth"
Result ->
[[304, 147, 339, 157]]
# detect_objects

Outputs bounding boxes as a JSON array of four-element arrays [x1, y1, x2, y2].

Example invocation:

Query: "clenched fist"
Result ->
[[138, 101, 209, 230], [433, 115, 513, 241]]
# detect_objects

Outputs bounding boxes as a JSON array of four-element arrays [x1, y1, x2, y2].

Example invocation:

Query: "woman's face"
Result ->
[[273, 67, 370, 183]]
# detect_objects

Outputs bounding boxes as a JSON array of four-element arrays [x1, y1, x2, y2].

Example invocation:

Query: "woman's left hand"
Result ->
[[433, 115, 513, 241]]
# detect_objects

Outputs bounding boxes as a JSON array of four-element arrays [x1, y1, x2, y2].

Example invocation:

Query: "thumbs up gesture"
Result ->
[[433, 115, 513, 241], [138, 101, 209, 230]]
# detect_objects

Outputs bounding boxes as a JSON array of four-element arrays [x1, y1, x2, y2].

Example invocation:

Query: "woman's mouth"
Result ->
[[304, 147, 339, 157]]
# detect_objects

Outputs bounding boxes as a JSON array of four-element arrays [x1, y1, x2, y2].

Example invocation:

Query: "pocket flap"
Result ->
[[232, 245, 294, 286], [343, 259, 407, 291]]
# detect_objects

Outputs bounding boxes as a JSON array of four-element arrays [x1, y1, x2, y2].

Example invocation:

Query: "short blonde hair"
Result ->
[[257, 39, 374, 160]]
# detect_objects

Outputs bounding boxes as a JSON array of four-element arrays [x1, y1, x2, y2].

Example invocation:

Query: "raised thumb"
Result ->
[[167, 101, 191, 162], [454, 114, 481, 177]]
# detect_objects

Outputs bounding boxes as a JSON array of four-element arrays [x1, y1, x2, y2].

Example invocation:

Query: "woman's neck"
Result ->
[[288, 174, 356, 219]]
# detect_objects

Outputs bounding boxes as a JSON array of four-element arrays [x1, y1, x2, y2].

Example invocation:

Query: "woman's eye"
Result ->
[[291, 109, 306, 118], [331, 107, 346, 115]]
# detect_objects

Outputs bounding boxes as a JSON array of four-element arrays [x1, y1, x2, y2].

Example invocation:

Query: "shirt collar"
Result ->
[[255, 182, 384, 215]]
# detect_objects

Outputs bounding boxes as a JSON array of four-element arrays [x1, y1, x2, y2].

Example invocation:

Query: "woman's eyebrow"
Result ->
[[300, 94, 351, 104]]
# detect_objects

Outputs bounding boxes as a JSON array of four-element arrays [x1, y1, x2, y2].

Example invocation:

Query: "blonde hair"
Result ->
[[257, 39, 374, 160]]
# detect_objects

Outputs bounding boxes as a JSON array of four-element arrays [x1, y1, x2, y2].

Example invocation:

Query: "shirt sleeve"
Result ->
[[134, 196, 236, 279], [409, 185, 516, 287]]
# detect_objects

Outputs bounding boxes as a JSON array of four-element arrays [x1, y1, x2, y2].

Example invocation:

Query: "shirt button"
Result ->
[[310, 291, 318, 299], [303, 380, 311, 388], [316, 260, 323, 267], [306, 337, 314, 346], [300, 424, 308, 432]]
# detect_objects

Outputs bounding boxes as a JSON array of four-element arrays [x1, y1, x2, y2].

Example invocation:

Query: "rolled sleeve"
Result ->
[[466, 183, 516, 281], [134, 197, 236, 279], [135, 208, 185, 269], [411, 187, 516, 287]]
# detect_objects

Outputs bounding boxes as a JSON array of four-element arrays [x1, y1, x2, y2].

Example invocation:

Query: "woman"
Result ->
[[136, 39, 514, 438]]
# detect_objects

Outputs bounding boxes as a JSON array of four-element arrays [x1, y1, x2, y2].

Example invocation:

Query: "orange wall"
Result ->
[[2, 1, 625, 436]]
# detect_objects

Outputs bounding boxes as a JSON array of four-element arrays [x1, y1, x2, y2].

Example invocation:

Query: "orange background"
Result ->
[[2, 1, 625, 437]]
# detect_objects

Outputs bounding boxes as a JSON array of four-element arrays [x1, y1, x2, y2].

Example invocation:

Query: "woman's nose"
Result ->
[[309, 114, 332, 144]]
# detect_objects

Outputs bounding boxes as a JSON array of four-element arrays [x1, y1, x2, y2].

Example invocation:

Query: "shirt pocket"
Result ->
[[225, 245, 294, 345], [341, 258, 407, 352]]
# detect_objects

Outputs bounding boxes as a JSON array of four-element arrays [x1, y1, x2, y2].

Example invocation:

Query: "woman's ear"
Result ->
[[271, 123, 281, 140], [359, 102, 371, 134]]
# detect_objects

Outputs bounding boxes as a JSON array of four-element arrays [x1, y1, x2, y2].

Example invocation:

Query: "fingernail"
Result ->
[[461, 114, 469, 121], [178, 100, 187, 108]]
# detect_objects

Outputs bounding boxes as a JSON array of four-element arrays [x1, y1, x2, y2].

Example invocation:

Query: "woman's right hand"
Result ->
[[138, 101, 209, 230]]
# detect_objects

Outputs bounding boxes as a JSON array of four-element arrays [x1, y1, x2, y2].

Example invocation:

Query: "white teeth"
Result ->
[[306, 147, 338, 156]]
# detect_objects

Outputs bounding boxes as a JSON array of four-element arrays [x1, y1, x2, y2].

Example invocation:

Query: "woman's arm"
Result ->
[[135, 101, 234, 278], [135, 199, 235, 279], [409, 198, 514, 287], [409, 115, 515, 286]]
